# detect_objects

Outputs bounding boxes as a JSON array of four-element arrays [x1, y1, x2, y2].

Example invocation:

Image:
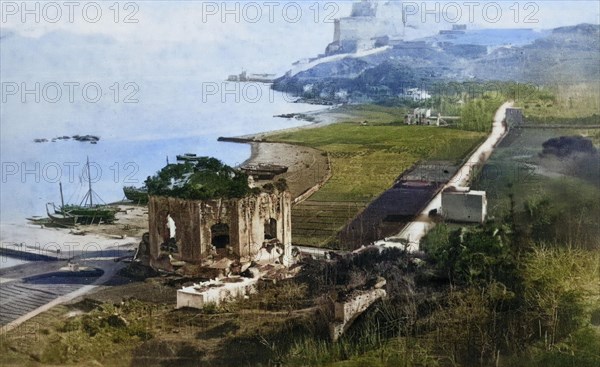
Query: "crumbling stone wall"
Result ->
[[329, 288, 387, 341], [148, 191, 292, 264]]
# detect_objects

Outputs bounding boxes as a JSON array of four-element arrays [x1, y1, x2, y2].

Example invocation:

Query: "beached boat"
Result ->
[[46, 202, 78, 227], [57, 204, 117, 224], [123, 186, 149, 204], [53, 158, 119, 224]]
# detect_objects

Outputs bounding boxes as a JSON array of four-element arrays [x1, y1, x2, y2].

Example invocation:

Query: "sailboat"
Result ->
[[54, 157, 119, 224], [45, 182, 78, 227]]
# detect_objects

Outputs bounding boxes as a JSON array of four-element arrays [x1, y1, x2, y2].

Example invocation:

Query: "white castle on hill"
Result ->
[[326, 0, 405, 55], [286, 0, 459, 77]]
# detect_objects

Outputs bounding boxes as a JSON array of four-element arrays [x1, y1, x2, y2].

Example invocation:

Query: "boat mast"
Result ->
[[59, 181, 66, 209], [86, 156, 93, 207]]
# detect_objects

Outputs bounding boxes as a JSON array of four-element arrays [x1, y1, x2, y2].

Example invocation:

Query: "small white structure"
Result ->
[[403, 88, 432, 101], [441, 187, 487, 224], [176, 277, 258, 309]]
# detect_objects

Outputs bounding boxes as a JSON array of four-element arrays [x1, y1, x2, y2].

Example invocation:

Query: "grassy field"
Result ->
[[268, 122, 486, 247], [327, 105, 409, 125], [0, 279, 316, 366], [294, 248, 600, 367], [519, 83, 600, 124]]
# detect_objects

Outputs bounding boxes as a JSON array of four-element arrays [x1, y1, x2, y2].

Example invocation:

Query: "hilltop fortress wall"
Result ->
[[328, 1, 404, 54]]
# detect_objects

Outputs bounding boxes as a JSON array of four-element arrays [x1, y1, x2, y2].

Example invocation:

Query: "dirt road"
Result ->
[[377, 102, 514, 251]]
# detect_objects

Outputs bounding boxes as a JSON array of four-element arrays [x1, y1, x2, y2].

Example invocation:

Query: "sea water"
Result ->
[[1, 81, 322, 221], [1, 6, 335, 223], [0, 256, 30, 269]]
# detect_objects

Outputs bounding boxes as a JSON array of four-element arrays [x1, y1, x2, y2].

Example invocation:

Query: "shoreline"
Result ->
[[1, 101, 339, 268], [0, 206, 143, 328], [219, 106, 343, 147], [0, 101, 339, 328], [217, 104, 346, 199]]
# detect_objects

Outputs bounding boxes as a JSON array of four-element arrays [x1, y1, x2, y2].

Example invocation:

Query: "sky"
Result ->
[[2, 1, 599, 75]]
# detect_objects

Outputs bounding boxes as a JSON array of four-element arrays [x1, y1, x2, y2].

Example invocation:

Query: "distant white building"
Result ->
[[402, 88, 432, 101], [405, 108, 436, 125]]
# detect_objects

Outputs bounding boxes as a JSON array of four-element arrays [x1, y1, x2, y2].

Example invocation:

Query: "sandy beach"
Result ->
[[240, 142, 330, 201], [1, 205, 147, 261], [213, 105, 344, 202], [0, 205, 147, 330]]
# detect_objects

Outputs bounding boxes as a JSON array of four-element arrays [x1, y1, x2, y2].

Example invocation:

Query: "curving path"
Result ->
[[376, 102, 514, 251]]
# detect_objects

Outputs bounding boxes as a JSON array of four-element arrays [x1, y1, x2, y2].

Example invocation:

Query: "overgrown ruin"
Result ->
[[147, 191, 293, 269], [140, 158, 294, 273]]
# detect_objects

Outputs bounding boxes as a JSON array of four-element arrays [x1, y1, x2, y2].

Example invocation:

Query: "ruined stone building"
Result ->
[[147, 191, 293, 267]]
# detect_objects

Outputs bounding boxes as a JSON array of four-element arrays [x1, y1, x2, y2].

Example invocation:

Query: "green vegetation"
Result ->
[[327, 104, 409, 125], [3, 83, 597, 366], [271, 124, 484, 201], [425, 81, 600, 129], [145, 157, 252, 200], [268, 123, 485, 246], [519, 83, 600, 124], [279, 84, 600, 365], [330, 81, 600, 131], [5, 204, 595, 367], [418, 223, 600, 366], [0, 299, 161, 366], [0, 282, 319, 367], [473, 129, 600, 249], [458, 94, 505, 132], [281, 193, 599, 367], [281, 81, 596, 247]]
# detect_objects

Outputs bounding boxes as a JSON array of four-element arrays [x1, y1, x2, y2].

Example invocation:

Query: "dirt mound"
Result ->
[[541, 136, 597, 157]]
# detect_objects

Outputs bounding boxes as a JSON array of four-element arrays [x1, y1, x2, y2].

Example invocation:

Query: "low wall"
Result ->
[[293, 153, 332, 205], [329, 288, 386, 341]]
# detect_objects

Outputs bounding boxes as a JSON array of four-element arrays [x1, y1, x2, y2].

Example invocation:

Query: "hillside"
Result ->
[[273, 24, 600, 103]]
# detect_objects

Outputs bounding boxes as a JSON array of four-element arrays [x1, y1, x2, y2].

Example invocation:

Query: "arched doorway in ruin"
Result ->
[[264, 218, 277, 240], [211, 223, 230, 249]]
